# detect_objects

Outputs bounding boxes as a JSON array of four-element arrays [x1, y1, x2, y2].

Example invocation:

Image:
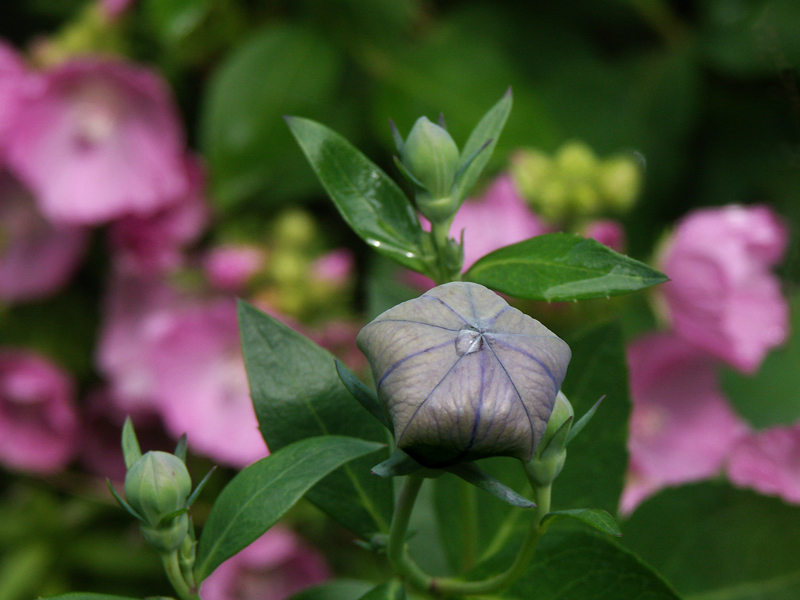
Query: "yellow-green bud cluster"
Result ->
[[510, 141, 642, 223]]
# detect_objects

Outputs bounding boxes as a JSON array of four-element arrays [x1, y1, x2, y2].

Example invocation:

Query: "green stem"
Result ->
[[388, 473, 553, 597], [429, 219, 460, 284], [162, 551, 201, 600], [387, 474, 433, 592], [459, 479, 478, 572]]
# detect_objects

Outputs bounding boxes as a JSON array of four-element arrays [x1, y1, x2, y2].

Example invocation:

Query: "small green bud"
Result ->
[[598, 156, 641, 213], [124, 451, 192, 528], [527, 392, 574, 486], [140, 514, 190, 554], [555, 141, 597, 179], [509, 149, 552, 202], [400, 117, 461, 224]]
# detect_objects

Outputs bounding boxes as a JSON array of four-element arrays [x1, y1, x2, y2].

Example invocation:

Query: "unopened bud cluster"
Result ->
[[510, 141, 642, 223]]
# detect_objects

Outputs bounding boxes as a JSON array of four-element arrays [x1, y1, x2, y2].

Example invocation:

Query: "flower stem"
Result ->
[[388, 473, 553, 597], [162, 551, 201, 600]]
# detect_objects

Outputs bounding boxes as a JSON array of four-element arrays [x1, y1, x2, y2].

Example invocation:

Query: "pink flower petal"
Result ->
[[727, 425, 800, 503]]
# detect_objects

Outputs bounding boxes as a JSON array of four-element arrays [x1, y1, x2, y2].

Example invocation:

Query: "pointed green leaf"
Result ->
[[566, 396, 604, 445], [285, 116, 426, 272], [371, 448, 427, 478], [238, 301, 394, 539], [465, 233, 668, 301], [541, 508, 621, 536], [194, 435, 383, 582], [537, 415, 572, 459], [121, 417, 142, 470], [445, 462, 535, 509], [335, 359, 389, 429], [173, 433, 187, 462], [287, 580, 375, 600], [454, 88, 513, 202]]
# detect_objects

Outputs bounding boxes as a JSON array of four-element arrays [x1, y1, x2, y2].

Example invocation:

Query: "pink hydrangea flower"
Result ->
[[582, 219, 625, 253], [5, 58, 189, 225], [658, 205, 789, 374], [204, 244, 266, 292], [201, 527, 330, 600], [726, 425, 800, 503], [108, 156, 209, 276], [0, 172, 89, 302], [97, 273, 267, 468], [0, 349, 80, 473], [620, 333, 747, 514]]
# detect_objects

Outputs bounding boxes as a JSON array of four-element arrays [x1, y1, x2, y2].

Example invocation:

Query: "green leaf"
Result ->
[[199, 25, 345, 209], [464, 233, 668, 301], [722, 293, 800, 429], [238, 301, 394, 539], [557, 323, 630, 514], [357, 580, 406, 600], [542, 508, 621, 536], [194, 435, 383, 582], [121, 417, 142, 470], [335, 360, 389, 429], [286, 580, 376, 600], [371, 448, 427, 478], [491, 530, 679, 600], [446, 462, 535, 509], [454, 88, 513, 202], [622, 482, 800, 600], [285, 116, 426, 272]]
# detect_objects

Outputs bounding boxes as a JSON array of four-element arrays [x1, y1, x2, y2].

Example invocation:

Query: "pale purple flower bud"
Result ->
[[356, 282, 571, 466], [620, 333, 747, 514], [0, 172, 89, 302], [0, 349, 80, 473], [658, 205, 789, 373], [5, 58, 189, 225], [200, 527, 330, 600]]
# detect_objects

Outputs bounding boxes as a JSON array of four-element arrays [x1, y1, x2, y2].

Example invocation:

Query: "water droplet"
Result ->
[[371, 171, 380, 180], [404, 251, 416, 258], [367, 239, 381, 247], [456, 328, 483, 356]]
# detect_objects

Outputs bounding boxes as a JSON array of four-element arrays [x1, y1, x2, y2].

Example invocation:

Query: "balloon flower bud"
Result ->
[[399, 116, 461, 224], [356, 282, 571, 467], [124, 451, 192, 552], [527, 391, 573, 486]]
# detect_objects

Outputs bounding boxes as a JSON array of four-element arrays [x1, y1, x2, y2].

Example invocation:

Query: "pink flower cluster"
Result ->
[[622, 204, 792, 513]]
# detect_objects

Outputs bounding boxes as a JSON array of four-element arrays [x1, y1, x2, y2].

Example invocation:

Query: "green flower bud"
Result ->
[[555, 141, 597, 179], [400, 117, 461, 224], [124, 451, 192, 528], [140, 513, 190, 553], [527, 392, 574, 486], [509, 149, 552, 202], [356, 282, 571, 467], [598, 156, 641, 213]]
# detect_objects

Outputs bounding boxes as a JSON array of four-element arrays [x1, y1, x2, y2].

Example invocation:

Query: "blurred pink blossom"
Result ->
[[201, 526, 330, 600], [100, 0, 136, 20], [727, 425, 800, 504], [5, 58, 189, 225], [659, 205, 788, 373], [97, 273, 267, 468], [311, 248, 354, 286], [0, 41, 28, 159], [621, 333, 747, 514], [0, 172, 89, 302], [204, 244, 266, 292], [451, 175, 549, 269], [0, 350, 80, 473], [582, 219, 625, 253], [411, 175, 547, 287], [108, 156, 209, 276]]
